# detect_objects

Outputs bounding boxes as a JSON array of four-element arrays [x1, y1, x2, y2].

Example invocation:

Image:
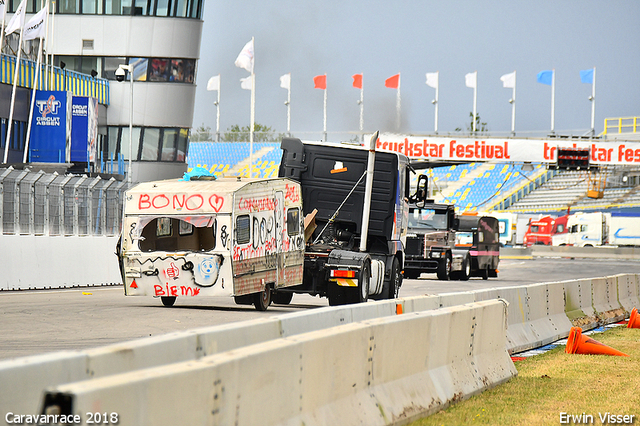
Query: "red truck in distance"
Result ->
[[523, 215, 569, 247]]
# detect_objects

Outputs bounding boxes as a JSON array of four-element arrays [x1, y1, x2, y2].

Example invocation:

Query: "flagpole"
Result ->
[[323, 76, 327, 141], [4, 24, 25, 163], [286, 74, 291, 134], [215, 74, 220, 142], [590, 67, 596, 136], [48, 0, 55, 89], [396, 74, 401, 131], [472, 71, 477, 134], [550, 69, 555, 134], [511, 70, 516, 136], [434, 71, 439, 134], [43, 0, 50, 90], [249, 36, 254, 178], [359, 76, 364, 141], [0, 2, 6, 55], [24, 32, 45, 163]]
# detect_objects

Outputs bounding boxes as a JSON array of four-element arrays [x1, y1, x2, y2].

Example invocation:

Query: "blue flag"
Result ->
[[536, 70, 554, 85], [580, 69, 594, 84]]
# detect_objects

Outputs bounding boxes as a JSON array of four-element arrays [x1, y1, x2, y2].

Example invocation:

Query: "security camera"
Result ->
[[115, 66, 126, 82]]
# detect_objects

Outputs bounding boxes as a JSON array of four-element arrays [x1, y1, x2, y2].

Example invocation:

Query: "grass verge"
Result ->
[[411, 326, 640, 425]]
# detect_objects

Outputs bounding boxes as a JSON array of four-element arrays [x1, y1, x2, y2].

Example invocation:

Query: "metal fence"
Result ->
[[1, 167, 128, 236]]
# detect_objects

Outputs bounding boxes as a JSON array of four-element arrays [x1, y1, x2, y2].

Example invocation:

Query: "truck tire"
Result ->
[[436, 254, 451, 281], [161, 296, 176, 307], [481, 268, 489, 280], [386, 257, 402, 299], [272, 292, 293, 305], [459, 254, 471, 281], [354, 261, 371, 303], [253, 287, 272, 311]]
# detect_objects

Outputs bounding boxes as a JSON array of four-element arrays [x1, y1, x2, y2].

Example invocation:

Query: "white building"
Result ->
[[1, 0, 204, 182]]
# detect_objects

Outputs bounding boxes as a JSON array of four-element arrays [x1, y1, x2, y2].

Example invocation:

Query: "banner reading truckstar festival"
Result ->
[[373, 133, 640, 166]]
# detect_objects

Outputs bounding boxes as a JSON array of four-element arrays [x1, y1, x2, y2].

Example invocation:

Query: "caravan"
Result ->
[[117, 177, 305, 310]]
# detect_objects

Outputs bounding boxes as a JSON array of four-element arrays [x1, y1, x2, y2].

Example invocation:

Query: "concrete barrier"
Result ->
[[40, 300, 515, 426], [0, 299, 403, 419], [563, 278, 598, 329], [615, 274, 640, 313], [0, 235, 122, 290], [591, 276, 626, 323]]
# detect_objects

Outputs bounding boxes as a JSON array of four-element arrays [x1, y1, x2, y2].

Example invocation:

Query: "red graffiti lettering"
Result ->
[[238, 197, 276, 212], [154, 284, 178, 296], [181, 286, 201, 296], [139, 194, 151, 210], [173, 194, 185, 209], [285, 184, 300, 203], [209, 194, 224, 212], [185, 194, 204, 210], [152, 194, 170, 209]]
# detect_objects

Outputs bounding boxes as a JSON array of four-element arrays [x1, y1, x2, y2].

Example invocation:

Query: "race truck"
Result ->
[[453, 214, 500, 280], [276, 134, 427, 305], [403, 202, 458, 280], [117, 133, 427, 310]]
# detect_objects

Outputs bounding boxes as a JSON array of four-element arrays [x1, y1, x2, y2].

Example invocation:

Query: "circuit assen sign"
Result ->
[[375, 133, 640, 166]]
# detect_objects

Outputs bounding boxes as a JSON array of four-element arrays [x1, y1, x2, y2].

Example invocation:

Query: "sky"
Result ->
[[192, 1, 640, 140]]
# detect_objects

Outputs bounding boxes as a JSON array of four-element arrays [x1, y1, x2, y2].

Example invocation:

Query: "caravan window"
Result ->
[[236, 215, 250, 244], [139, 217, 216, 252], [287, 208, 300, 236]]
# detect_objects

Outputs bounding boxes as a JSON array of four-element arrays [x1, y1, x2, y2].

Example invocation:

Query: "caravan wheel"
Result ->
[[254, 287, 272, 311]]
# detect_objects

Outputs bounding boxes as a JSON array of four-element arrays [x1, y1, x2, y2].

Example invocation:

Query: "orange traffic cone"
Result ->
[[565, 327, 629, 357], [627, 308, 640, 329]]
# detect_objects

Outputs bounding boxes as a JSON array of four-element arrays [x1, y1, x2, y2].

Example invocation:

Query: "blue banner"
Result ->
[[71, 96, 99, 163], [29, 90, 71, 163]]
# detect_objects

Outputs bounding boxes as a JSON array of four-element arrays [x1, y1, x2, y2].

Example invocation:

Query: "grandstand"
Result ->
[[187, 142, 282, 178]]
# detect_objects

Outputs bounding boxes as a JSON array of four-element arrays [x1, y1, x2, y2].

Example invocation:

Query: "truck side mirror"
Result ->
[[453, 217, 460, 231], [409, 174, 428, 204]]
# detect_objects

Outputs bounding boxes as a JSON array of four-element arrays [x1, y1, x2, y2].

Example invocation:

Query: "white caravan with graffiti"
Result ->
[[118, 177, 305, 310]]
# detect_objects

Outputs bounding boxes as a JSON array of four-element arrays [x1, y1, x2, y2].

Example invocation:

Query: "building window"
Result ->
[[104, 126, 188, 163]]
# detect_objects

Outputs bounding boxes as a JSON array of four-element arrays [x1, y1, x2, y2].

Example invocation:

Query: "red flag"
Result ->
[[313, 74, 326, 90], [385, 73, 400, 89], [352, 73, 362, 89]]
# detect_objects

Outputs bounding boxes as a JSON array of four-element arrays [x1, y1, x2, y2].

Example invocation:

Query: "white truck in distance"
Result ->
[[557, 211, 640, 247]]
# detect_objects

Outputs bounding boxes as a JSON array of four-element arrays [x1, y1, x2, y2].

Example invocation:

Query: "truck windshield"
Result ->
[[408, 208, 447, 230]]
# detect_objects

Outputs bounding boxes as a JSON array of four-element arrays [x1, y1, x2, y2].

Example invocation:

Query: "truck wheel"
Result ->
[[161, 296, 176, 307], [460, 255, 471, 281], [436, 255, 451, 280], [272, 292, 293, 305], [253, 287, 272, 311], [386, 257, 402, 299], [355, 261, 371, 303]]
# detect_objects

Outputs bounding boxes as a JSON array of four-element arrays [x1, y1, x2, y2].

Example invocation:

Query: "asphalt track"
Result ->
[[1, 257, 638, 360]]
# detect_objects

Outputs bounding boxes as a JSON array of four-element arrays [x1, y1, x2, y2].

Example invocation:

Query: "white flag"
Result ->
[[280, 73, 291, 90], [0, 0, 7, 21], [500, 71, 516, 89], [6, 0, 26, 35], [425, 72, 438, 89], [23, 3, 48, 41], [207, 74, 220, 91], [234, 39, 254, 73], [240, 75, 252, 90], [465, 71, 477, 89]]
